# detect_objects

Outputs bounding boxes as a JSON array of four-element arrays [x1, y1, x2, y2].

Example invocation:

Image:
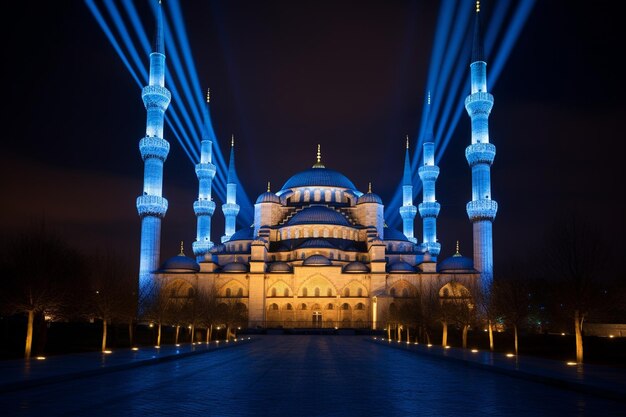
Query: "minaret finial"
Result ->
[[476, 0, 480, 13], [428, 90, 431, 105], [206, 88, 210, 104], [231, 134, 234, 147], [267, 181, 271, 192], [179, 240, 184, 256], [312, 144, 325, 168], [406, 135, 409, 150], [368, 182, 372, 193], [454, 240, 460, 256]]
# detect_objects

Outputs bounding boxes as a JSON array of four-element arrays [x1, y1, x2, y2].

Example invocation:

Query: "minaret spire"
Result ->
[[312, 144, 325, 168], [192, 87, 217, 260], [418, 91, 441, 256], [465, 0, 497, 290], [399, 136, 417, 244], [222, 135, 240, 243], [137, 0, 171, 296]]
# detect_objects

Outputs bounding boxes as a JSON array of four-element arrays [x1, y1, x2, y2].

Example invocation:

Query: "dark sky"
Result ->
[[2, 0, 625, 275]]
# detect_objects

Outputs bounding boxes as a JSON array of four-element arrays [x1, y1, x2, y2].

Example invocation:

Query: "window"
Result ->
[[327, 303, 334, 310], [225, 288, 232, 297], [301, 303, 307, 310], [284, 288, 289, 297], [344, 288, 350, 297], [271, 303, 278, 310], [237, 288, 243, 297], [302, 288, 308, 297], [355, 303, 364, 310], [314, 287, 320, 297], [341, 303, 350, 310], [357, 288, 363, 297], [327, 288, 332, 297], [389, 288, 396, 297], [286, 303, 293, 310], [271, 288, 277, 297]]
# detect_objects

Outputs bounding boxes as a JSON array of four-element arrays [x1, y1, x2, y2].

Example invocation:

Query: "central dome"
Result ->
[[280, 167, 357, 191], [287, 206, 351, 226]]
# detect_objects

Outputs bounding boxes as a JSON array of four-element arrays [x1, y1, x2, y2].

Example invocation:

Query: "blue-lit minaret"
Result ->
[[465, 1, 498, 290], [136, 1, 170, 294], [221, 136, 240, 243], [192, 89, 217, 260], [418, 92, 441, 256], [399, 136, 417, 243]]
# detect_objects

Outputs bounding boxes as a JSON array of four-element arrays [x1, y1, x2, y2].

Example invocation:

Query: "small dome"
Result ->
[[437, 255, 474, 272], [267, 261, 293, 273], [160, 255, 200, 272], [343, 261, 369, 273], [255, 191, 281, 204], [298, 239, 336, 249], [220, 262, 249, 273], [229, 227, 254, 241], [303, 254, 332, 266], [387, 261, 415, 273], [357, 192, 382, 205], [280, 167, 357, 191], [287, 206, 351, 226], [383, 227, 409, 242]]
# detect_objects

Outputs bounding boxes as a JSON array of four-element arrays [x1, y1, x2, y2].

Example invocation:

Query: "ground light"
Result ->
[[506, 353, 515, 357], [131, 347, 139, 351], [566, 362, 578, 366], [471, 349, 478, 353], [35, 356, 46, 360], [103, 350, 113, 354]]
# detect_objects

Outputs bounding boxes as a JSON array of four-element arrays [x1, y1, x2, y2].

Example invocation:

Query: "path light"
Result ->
[[566, 362, 577, 366], [444, 346, 451, 349], [103, 350, 113, 354], [154, 346, 160, 349], [149, 323, 154, 328], [131, 347, 139, 351], [506, 353, 515, 357], [427, 344, 433, 347], [609, 335, 615, 338], [471, 349, 478, 353], [175, 344, 180, 347], [35, 356, 46, 360], [561, 333, 565, 336]]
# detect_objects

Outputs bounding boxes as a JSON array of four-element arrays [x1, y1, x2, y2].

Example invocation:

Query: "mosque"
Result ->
[[135, 2, 497, 329]]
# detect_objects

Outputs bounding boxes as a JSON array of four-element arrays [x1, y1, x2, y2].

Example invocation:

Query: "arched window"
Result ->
[[357, 288, 363, 297], [314, 189, 321, 201], [302, 287, 308, 297], [301, 303, 307, 310], [344, 288, 350, 297], [355, 303, 364, 310], [323, 229, 329, 238], [327, 303, 334, 310], [271, 288, 277, 297], [225, 288, 232, 297], [341, 303, 350, 310], [286, 303, 293, 310], [271, 303, 279, 310], [327, 288, 332, 297], [325, 190, 331, 201], [389, 288, 396, 297], [304, 190, 310, 202], [284, 288, 289, 297], [237, 288, 243, 297], [314, 287, 320, 297]]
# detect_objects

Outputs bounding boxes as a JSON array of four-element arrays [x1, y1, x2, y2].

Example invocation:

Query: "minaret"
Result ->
[[418, 92, 441, 256], [192, 88, 217, 260], [465, 1, 498, 290], [399, 136, 417, 243], [221, 135, 240, 243], [136, 0, 171, 294]]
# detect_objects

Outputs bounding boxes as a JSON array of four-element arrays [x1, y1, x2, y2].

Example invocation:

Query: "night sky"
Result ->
[[3, 0, 624, 275]]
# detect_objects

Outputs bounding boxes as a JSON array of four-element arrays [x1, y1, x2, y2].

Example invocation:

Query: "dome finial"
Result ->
[[406, 135, 409, 150], [427, 90, 431, 105], [368, 182, 372, 193], [453, 240, 461, 257], [179, 240, 185, 256], [231, 134, 234, 147], [312, 144, 325, 168], [206, 88, 210, 103], [267, 181, 271, 192], [476, 0, 480, 13]]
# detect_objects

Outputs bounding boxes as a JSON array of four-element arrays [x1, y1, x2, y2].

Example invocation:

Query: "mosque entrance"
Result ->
[[312, 311, 322, 328]]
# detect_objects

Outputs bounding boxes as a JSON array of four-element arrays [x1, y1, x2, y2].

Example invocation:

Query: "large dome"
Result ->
[[437, 254, 474, 272], [160, 255, 200, 272], [280, 167, 357, 191], [287, 206, 351, 226]]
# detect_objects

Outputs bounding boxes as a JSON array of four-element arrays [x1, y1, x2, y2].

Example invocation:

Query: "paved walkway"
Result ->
[[0, 335, 624, 416]]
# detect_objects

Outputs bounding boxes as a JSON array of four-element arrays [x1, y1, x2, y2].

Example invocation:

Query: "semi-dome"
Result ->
[[343, 261, 369, 273], [387, 261, 415, 273], [220, 261, 249, 273], [302, 254, 332, 266], [287, 206, 351, 226], [228, 227, 254, 241], [383, 227, 409, 241], [160, 254, 200, 272], [280, 167, 357, 191], [267, 261, 293, 273], [298, 238, 336, 249], [255, 191, 281, 204]]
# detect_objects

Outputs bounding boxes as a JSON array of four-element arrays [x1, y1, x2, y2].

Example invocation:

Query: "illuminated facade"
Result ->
[[139, 3, 495, 329]]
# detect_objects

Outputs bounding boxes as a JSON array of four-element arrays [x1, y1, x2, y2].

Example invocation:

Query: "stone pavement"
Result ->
[[0, 335, 624, 416]]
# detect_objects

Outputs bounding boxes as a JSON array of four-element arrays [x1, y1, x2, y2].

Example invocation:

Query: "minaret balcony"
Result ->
[[418, 165, 440, 181], [194, 199, 216, 216], [418, 201, 441, 218], [222, 203, 240, 216], [399, 205, 417, 219], [195, 163, 216, 180], [192, 240, 214, 256], [136, 195, 168, 218], [466, 199, 498, 222], [142, 85, 171, 111], [464, 91, 494, 116], [139, 136, 170, 161], [422, 241, 441, 256], [465, 143, 496, 166]]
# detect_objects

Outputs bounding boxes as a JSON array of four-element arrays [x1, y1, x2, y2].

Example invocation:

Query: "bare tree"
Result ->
[[493, 261, 531, 355], [540, 214, 611, 363], [0, 224, 85, 358], [140, 281, 173, 346]]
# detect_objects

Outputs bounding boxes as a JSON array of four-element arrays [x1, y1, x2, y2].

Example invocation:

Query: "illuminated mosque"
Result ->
[[136, 2, 497, 329]]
